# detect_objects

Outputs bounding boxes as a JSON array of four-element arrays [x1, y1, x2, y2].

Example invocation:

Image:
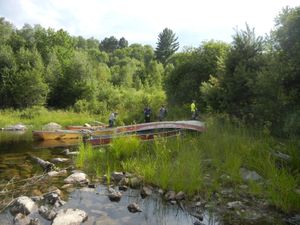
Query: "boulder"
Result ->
[[141, 186, 152, 198], [64, 172, 89, 184], [158, 189, 164, 195], [4, 124, 27, 131], [164, 190, 176, 201], [111, 171, 125, 183], [129, 177, 142, 189], [38, 206, 57, 220], [240, 168, 262, 182], [43, 192, 61, 205], [127, 203, 142, 213], [13, 213, 30, 225], [52, 208, 88, 225], [108, 188, 122, 202], [42, 122, 61, 131], [10, 196, 37, 215], [118, 177, 129, 186], [175, 191, 185, 201]]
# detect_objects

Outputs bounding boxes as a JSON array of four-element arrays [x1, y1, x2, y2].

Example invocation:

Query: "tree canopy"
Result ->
[[0, 6, 300, 136]]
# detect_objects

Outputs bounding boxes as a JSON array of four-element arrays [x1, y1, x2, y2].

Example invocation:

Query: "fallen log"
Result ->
[[27, 154, 55, 172]]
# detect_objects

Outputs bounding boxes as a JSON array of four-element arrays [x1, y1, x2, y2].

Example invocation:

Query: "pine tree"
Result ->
[[155, 28, 179, 64]]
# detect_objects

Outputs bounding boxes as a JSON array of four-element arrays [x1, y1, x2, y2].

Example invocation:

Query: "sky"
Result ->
[[0, 0, 299, 48]]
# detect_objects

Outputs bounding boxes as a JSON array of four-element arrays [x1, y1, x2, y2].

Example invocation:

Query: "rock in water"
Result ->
[[64, 172, 89, 184], [10, 196, 37, 215], [111, 171, 125, 183], [129, 177, 142, 189], [175, 191, 185, 201], [108, 188, 122, 202], [38, 206, 57, 220], [141, 186, 152, 198], [13, 213, 30, 225], [164, 190, 176, 201], [52, 208, 87, 225], [127, 203, 142, 213]]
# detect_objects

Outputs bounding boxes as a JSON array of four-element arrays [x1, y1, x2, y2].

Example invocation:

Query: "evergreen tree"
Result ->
[[155, 28, 179, 64], [100, 36, 119, 53], [118, 37, 128, 48]]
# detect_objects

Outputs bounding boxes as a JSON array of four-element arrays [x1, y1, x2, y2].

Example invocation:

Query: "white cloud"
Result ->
[[0, 0, 298, 48]]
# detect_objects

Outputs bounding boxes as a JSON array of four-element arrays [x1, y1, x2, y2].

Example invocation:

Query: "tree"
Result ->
[[0, 17, 14, 45], [220, 25, 265, 118], [155, 28, 179, 64], [52, 51, 95, 108], [272, 6, 300, 135], [274, 6, 300, 105], [0, 45, 16, 108], [12, 48, 48, 108], [86, 37, 100, 49], [118, 37, 128, 48], [100, 36, 119, 53], [165, 41, 229, 104]]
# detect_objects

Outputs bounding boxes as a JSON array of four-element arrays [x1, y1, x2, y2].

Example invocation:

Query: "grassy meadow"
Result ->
[[0, 106, 103, 129]]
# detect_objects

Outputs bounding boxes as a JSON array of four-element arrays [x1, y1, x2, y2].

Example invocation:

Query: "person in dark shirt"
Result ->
[[144, 106, 152, 123]]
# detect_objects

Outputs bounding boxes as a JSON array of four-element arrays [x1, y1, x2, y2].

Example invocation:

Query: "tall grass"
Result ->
[[110, 136, 141, 159], [76, 115, 300, 213]]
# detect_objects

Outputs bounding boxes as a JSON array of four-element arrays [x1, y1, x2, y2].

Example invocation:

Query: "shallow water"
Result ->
[[0, 131, 219, 225]]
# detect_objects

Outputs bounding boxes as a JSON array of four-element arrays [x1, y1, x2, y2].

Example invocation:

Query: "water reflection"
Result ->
[[65, 186, 208, 225]]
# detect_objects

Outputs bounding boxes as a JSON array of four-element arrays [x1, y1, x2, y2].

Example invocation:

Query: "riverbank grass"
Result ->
[[76, 117, 300, 213], [0, 107, 103, 129]]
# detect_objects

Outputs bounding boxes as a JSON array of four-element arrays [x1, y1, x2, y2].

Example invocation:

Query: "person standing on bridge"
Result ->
[[191, 100, 197, 120], [144, 106, 152, 123], [108, 112, 117, 127], [158, 105, 167, 121]]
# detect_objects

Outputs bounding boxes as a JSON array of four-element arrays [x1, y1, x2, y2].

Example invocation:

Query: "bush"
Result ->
[[20, 106, 47, 119]]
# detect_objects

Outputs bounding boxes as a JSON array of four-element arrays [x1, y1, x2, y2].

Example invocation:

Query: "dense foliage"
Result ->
[[0, 6, 299, 136]]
